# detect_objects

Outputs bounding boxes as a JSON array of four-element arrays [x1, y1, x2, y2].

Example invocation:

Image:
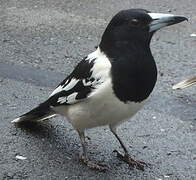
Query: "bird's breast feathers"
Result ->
[[65, 79, 146, 130]]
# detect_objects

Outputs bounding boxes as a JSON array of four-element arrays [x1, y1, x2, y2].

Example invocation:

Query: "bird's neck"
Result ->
[[100, 37, 151, 57], [99, 40, 157, 103]]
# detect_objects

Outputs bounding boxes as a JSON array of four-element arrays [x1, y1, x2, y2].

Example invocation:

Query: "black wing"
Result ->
[[45, 56, 104, 106]]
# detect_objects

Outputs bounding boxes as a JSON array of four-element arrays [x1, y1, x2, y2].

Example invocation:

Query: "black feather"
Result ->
[[46, 57, 102, 106]]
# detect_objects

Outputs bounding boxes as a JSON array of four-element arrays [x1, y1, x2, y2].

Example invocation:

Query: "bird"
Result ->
[[172, 76, 196, 89], [12, 9, 187, 171]]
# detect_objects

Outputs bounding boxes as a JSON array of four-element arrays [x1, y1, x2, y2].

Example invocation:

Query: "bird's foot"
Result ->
[[113, 150, 147, 171], [80, 155, 108, 172]]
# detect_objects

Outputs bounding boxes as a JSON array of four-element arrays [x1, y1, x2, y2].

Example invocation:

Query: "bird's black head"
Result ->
[[99, 9, 187, 56], [99, 9, 187, 103]]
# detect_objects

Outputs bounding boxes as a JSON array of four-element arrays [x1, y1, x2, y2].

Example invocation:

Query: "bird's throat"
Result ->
[[107, 43, 157, 103]]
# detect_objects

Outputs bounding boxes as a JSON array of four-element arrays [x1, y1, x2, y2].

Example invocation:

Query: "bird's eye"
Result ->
[[129, 18, 140, 27]]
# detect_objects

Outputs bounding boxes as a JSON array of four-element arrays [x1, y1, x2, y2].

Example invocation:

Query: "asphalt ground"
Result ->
[[0, 0, 195, 179]]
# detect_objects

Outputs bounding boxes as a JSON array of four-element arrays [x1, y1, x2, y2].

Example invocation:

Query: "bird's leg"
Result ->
[[77, 131, 107, 171], [110, 126, 147, 171]]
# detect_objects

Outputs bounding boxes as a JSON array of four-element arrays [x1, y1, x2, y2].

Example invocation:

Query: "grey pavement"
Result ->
[[0, 0, 195, 179]]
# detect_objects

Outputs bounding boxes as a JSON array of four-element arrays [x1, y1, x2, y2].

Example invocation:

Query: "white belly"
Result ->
[[55, 80, 147, 131]]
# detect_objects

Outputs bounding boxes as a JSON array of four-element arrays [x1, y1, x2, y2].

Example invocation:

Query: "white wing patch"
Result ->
[[87, 47, 111, 81], [63, 78, 79, 91], [48, 47, 112, 106], [49, 78, 79, 97], [57, 96, 67, 103], [49, 85, 63, 97], [91, 58, 111, 81], [82, 79, 92, 86], [66, 92, 78, 104], [57, 92, 78, 104]]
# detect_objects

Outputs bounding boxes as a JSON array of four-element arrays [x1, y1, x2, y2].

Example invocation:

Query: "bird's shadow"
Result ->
[[13, 121, 155, 174], [13, 121, 118, 175], [14, 120, 81, 161], [15, 121, 50, 135]]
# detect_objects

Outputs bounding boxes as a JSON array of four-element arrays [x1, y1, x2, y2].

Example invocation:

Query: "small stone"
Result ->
[[16, 155, 27, 160], [164, 175, 170, 178], [143, 146, 148, 149]]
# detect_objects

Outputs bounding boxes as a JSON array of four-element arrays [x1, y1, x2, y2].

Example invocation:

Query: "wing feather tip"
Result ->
[[11, 117, 21, 123]]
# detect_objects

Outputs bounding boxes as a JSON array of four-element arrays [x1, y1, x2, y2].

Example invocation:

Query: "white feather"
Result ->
[[49, 78, 79, 98], [88, 47, 111, 83], [87, 47, 102, 62], [49, 85, 63, 97], [82, 79, 92, 86], [66, 92, 78, 104], [11, 117, 21, 123], [57, 97, 67, 104], [63, 78, 79, 91], [57, 92, 78, 104]]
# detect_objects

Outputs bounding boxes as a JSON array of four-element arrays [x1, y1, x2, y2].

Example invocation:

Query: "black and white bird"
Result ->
[[12, 9, 187, 171]]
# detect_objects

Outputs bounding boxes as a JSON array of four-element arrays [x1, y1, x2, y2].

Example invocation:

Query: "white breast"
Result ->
[[65, 79, 146, 131], [52, 47, 146, 131]]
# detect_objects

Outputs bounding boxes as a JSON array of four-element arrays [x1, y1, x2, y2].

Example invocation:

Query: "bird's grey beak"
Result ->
[[148, 13, 188, 32]]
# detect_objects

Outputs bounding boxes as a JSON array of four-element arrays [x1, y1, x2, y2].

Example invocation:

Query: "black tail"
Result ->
[[12, 102, 56, 123]]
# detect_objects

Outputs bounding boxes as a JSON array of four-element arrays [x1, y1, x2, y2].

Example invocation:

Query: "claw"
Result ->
[[113, 150, 148, 171], [80, 155, 108, 172]]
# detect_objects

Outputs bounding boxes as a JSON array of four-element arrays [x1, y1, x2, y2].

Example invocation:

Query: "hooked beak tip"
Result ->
[[173, 16, 188, 23], [148, 13, 188, 32]]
